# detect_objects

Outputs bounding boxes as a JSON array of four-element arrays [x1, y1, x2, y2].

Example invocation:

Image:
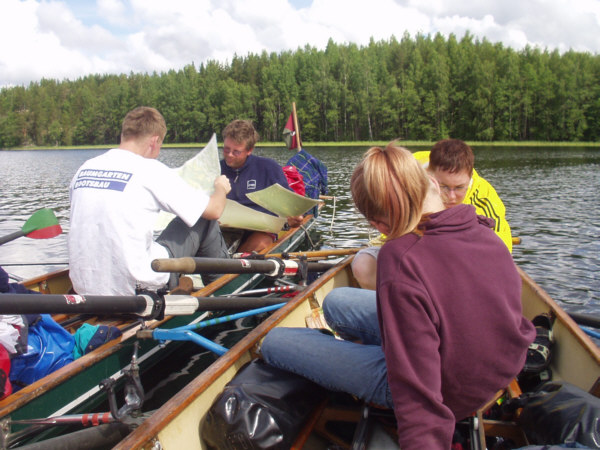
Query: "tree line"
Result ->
[[1, 32, 600, 148]]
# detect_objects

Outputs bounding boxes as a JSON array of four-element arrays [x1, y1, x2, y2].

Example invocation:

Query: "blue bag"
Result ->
[[9, 314, 74, 390]]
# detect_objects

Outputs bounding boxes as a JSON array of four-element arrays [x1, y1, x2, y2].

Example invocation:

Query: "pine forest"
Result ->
[[1, 32, 599, 148]]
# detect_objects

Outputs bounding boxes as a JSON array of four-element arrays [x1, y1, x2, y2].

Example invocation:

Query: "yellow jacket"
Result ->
[[413, 151, 513, 252]]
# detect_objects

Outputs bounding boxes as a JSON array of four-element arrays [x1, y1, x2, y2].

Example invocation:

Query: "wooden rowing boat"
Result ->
[[0, 213, 320, 446], [115, 254, 600, 449]]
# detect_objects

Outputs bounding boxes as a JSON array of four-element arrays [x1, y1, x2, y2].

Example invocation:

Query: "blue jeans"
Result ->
[[261, 287, 393, 408]]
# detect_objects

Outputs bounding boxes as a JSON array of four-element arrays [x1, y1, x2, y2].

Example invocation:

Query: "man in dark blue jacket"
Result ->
[[220, 120, 303, 252]]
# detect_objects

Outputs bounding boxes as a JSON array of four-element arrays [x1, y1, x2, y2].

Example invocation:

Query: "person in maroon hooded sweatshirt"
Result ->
[[261, 142, 535, 449]]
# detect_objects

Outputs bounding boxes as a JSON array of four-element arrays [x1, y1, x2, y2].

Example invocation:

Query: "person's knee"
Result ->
[[351, 254, 377, 290], [261, 328, 313, 367], [238, 231, 275, 253], [323, 287, 353, 318], [261, 328, 294, 359]]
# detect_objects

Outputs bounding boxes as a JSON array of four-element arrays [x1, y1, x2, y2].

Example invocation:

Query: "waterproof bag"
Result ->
[[509, 381, 600, 447], [200, 358, 326, 449]]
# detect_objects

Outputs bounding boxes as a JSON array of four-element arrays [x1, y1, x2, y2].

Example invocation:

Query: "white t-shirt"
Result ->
[[68, 149, 209, 295]]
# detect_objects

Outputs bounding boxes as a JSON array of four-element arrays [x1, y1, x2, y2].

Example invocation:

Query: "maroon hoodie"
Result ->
[[377, 204, 535, 449]]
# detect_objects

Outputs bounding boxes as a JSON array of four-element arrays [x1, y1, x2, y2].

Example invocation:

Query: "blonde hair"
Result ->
[[351, 142, 429, 240]]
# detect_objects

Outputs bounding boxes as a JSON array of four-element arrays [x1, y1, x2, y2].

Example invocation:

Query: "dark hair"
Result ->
[[429, 139, 474, 177]]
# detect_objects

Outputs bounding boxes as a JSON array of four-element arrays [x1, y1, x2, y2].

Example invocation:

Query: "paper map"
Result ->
[[155, 136, 322, 233]]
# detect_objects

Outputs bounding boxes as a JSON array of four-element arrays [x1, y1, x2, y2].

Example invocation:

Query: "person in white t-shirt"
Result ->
[[68, 106, 231, 296]]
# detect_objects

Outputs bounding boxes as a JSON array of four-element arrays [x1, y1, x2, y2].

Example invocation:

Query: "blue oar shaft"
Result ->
[[152, 329, 228, 355], [191, 303, 286, 330], [150, 303, 286, 355], [582, 327, 600, 340]]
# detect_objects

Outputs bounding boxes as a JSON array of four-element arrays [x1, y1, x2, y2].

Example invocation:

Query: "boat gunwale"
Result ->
[[517, 266, 600, 367]]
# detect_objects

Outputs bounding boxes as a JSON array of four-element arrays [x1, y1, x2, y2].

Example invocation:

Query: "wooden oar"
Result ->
[[0, 208, 62, 246], [0, 293, 290, 318], [151, 256, 334, 276]]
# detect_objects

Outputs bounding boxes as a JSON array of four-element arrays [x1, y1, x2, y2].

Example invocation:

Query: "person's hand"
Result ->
[[214, 175, 231, 195], [287, 215, 303, 227]]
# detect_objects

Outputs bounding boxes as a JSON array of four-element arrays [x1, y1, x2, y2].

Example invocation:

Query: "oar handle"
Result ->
[[152, 257, 280, 275], [152, 257, 335, 276], [0, 293, 155, 316], [151, 257, 197, 274]]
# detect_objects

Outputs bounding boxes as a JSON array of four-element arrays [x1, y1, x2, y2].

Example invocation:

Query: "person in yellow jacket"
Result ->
[[352, 139, 513, 290]]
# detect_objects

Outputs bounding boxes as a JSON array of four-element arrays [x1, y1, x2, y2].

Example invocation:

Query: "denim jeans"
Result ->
[[261, 287, 393, 408]]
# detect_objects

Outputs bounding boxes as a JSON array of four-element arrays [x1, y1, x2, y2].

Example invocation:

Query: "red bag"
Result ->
[[283, 165, 305, 196], [0, 345, 12, 399]]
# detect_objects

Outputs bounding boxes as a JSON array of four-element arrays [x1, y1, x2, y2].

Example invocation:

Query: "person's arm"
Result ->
[[378, 279, 455, 449], [468, 173, 513, 252], [201, 175, 231, 220]]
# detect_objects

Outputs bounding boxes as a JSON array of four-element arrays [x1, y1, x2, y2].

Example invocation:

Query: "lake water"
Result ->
[[1, 145, 599, 319]]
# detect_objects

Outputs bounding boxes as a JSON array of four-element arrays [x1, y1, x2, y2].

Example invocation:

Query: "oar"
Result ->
[[0, 293, 291, 318], [568, 311, 600, 329], [151, 256, 335, 276], [0, 208, 62, 246], [139, 303, 286, 356], [245, 247, 363, 259], [581, 327, 600, 340], [223, 285, 299, 296]]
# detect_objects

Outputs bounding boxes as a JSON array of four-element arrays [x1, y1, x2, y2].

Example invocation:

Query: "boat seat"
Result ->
[[294, 377, 529, 449], [458, 378, 528, 449]]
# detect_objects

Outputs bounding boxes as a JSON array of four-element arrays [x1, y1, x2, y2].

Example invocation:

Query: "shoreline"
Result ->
[[2, 140, 599, 151]]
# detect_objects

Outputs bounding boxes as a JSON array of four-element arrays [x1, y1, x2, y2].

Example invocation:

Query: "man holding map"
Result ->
[[69, 107, 231, 296], [220, 119, 303, 253]]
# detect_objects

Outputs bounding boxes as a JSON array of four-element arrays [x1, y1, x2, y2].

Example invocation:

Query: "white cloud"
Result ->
[[1, 0, 599, 87]]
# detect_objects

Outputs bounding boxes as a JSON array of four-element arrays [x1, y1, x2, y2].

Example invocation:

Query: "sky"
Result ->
[[1, 0, 600, 88]]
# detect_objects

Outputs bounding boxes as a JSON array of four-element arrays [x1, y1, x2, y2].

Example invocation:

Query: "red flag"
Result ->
[[283, 113, 298, 150]]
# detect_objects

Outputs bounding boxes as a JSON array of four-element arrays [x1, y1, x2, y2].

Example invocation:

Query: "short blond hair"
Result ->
[[121, 107, 167, 141], [351, 142, 429, 239]]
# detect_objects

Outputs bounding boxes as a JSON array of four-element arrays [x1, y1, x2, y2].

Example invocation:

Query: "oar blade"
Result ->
[[26, 224, 62, 240], [21, 208, 62, 239]]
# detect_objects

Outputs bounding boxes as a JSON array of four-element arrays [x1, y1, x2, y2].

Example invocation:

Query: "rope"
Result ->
[[301, 223, 317, 249], [329, 195, 337, 234]]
